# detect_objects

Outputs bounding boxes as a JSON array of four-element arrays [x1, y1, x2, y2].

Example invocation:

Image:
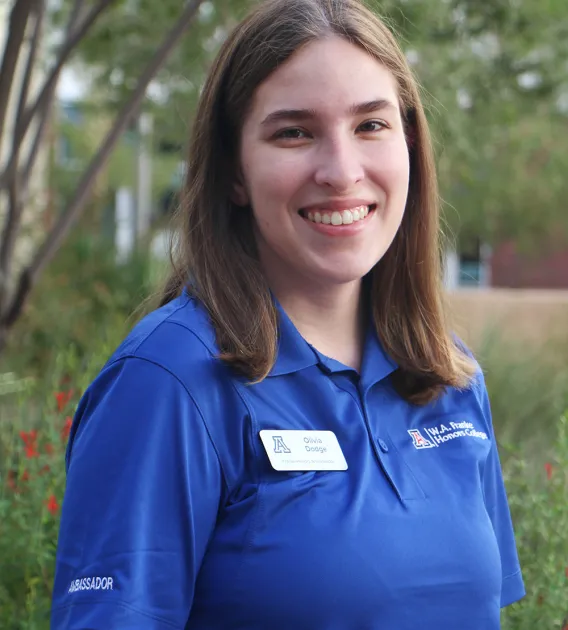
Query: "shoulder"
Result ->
[[452, 334, 488, 394], [450, 334, 493, 429], [94, 291, 248, 421], [106, 292, 217, 381], [71, 294, 249, 489], [95, 293, 243, 404]]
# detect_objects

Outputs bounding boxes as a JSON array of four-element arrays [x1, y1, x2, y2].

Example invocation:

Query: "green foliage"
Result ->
[[479, 330, 568, 457], [71, 0, 256, 150], [3, 228, 156, 377], [500, 413, 568, 629], [0, 347, 108, 630], [52, 107, 182, 210], [368, 0, 568, 249]]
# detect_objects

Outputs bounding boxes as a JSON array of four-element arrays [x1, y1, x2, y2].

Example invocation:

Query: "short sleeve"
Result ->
[[475, 370, 526, 608], [51, 357, 224, 629]]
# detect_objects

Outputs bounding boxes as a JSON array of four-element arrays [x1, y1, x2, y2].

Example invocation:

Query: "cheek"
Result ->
[[246, 157, 302, 209], [375, 143, 410, 192]]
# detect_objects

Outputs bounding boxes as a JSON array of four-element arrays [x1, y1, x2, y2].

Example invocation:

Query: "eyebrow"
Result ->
[[260, 98, 398, 126]]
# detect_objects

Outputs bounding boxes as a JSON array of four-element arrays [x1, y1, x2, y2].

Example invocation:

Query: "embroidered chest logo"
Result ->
[[409, 421, 488, 449], [408, 429, 435, 449], [272, 435, 292, 454]]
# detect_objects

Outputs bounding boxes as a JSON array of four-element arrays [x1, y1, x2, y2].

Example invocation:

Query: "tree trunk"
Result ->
[[0, 0, 206, 357]]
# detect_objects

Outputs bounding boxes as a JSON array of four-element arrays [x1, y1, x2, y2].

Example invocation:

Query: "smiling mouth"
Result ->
[[298, 204, 376, 226]]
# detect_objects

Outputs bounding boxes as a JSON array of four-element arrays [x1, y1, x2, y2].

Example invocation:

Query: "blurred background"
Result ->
[[0, 0, 567, 628]]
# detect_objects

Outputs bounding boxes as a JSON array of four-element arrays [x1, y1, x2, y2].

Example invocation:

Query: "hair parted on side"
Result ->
[[161, 0, 477, 405]]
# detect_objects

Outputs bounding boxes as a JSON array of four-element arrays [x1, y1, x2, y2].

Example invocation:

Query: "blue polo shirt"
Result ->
[[51, 291, 524, 629]]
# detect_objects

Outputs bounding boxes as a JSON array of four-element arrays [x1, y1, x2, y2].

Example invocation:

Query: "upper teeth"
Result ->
[[306, 206, 370, 225]]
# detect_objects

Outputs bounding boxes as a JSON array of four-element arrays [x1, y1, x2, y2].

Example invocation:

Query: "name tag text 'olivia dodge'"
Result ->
[[259, 430, 348, 472]]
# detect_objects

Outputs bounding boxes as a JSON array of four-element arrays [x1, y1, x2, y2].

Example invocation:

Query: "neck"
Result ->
[[268, 272, 367, 372]]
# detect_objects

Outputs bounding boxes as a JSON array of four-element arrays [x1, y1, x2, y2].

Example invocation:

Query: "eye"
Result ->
[[357, 119, 389, 133], [274, 127, 309, 140]]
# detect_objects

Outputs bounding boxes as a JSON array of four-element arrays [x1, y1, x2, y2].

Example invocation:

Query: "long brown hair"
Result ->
[[161, 0, 476, 404]]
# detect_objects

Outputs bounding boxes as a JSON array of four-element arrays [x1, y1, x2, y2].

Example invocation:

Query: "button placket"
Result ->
[[363, 387, 427, 502]]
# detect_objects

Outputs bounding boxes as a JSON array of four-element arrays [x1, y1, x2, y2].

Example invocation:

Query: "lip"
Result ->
[[300, 198, 376, 213], [299, 204, 377, 237]]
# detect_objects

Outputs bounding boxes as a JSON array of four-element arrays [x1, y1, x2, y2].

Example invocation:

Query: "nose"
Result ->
[[313, 137, 364, 192]]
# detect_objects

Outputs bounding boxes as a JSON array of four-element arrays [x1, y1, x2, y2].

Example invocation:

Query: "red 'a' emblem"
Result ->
[[408, 429, 435, 449]]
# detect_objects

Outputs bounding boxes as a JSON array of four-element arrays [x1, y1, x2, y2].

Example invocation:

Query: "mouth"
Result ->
[[298, 204, 377, 226]]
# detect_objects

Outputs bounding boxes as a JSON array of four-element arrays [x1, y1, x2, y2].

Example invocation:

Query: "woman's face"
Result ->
[[236, 35, 410, 290]]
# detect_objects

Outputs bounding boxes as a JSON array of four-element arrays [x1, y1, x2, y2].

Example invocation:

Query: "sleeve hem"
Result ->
[[51, 599, 182, 629], [500, 569, 526, 608]]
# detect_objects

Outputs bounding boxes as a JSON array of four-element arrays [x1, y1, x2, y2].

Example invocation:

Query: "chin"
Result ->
[[315, 264, 376, 286]]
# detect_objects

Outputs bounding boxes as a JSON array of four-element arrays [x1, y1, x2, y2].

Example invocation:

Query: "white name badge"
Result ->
[[259, 430, 348, 471]]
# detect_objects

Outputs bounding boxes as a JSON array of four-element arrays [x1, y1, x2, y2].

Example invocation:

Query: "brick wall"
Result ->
[[490, 241, 568, 289]]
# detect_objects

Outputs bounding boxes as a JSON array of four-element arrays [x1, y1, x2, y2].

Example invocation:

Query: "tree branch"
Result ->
[[0, 0, 36, 149], [2, 0, 206, 330], [0, 0, 113, 189], [0, 177, 22, 277], [0, 0, 40, 312], [22, 97, 53, 185], [19, 0, 113, 137], [18, 0, 85, 190], [19, 0, 84, 185], [14, 1, 45, 145], [67, 0, 87, 38], [2, 267, 31, 329]]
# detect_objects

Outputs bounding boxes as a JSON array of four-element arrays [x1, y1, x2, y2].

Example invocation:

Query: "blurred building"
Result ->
[[445, 239, 568, 290], [491, 241, 568, 289]]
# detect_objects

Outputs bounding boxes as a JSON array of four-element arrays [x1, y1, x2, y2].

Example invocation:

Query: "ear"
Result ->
[[231, 167, 250, 206], [231, 180, 249, 206]]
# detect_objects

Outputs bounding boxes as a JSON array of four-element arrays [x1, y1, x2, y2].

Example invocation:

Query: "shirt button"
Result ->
[[377, 438, 389, 453]]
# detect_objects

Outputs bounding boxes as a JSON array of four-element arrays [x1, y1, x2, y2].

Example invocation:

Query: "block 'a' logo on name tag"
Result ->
[[272, 435, 291, 453]]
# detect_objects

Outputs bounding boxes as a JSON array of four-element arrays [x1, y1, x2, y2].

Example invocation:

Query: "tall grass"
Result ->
[[477, 328, 568, 461]]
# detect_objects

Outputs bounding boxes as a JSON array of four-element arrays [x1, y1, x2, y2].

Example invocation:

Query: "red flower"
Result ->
[[20, 430, 39, 458], [55, 390, 74, 412], [61, 416, 73, 441], [45, 495, 59, 515], [45, 443, 55, 456], [565, 567, 568, 579], [21, 470, 30, 482], [39, 464, 51, 476], [545, 462, 554, 480], [7, 470, 17, 490]]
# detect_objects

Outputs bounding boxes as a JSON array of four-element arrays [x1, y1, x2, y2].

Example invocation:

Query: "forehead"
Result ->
[[248, 36, 401, 120]]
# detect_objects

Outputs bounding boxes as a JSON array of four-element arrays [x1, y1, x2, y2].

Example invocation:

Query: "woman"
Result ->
[[51, 0, 525, 628]]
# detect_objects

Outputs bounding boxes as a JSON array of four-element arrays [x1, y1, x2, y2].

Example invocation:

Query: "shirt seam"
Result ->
[[105, 354, 231, 496], [503, 568, 522, 581], [231, 383, 262, 487], [51, 599, 181, 629], [127, 294, 192, 357]]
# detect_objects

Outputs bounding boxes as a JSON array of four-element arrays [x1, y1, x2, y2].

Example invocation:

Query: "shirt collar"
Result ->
[[308, 324, 397, 384], [269, 298, 398, 384], [268, 299, 320, 377], [359, 324, 398, 388]]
